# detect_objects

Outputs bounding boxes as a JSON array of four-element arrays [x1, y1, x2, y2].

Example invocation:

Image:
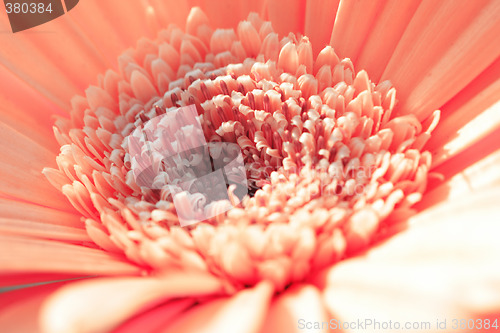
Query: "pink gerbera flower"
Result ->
[[1, 1, 500, 332]]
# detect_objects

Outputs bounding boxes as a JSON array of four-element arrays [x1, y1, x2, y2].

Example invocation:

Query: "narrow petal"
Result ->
[[266, 0, 305, 36], [161, 281, 274, 333], [382, 0, 500, 119], [113, 299, 194, 333], [0, 273, 83, 288], [40, 274, 226, 333], [0, 235, 141, 277], [0, 123, 73, 210], [428, 57, 500, 167], [330, 0, 386, 63], [0, 197, 82, 227], [420, 147, 500, 210], [188, 0, 265, 30], [0, 65, 65, 151], [0, 218, 90, 243], [0, 282, 71, 333], [321, 187, 500, 328], [260, 284, 329, 333], [304, 0, 340, 56], [355, 0, 421, 81]]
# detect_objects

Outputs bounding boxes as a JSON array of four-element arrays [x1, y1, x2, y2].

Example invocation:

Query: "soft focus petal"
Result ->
[[113, 299, 194, 333], [161, 281, 273, 333], [0, 281, 71, 333], [304, 0, 339, 56], [319, 187, 500, 332], [427, 57, 500, 167], [420, 144, 500, 211], [0, 235, 141, 278], [266, 0, 304, 36], [260, 284, 329, 333], [188, 0, 265, 30], [40, 273, 225, 333], [382, 0, 500, 120], [0, 122, 72, 210]]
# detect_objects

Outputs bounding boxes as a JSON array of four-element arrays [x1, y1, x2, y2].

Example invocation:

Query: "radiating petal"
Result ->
[[0, 281, 71, 333], [0, 122, 73, 210], [266, 0, 305, 36], [382, 0, 500, 120], [161, 281, 273, 333], [320, 187, 500, 331], [0, 235, 141, 277], [0, 197, 82, 228], [0, 65, 65, 150], [260, 284, 329, 333], [355, 0, 421, 81], [330, 0, 386, 63], [304, 0, 340, 56], [419, 147, 500, 210], [40, 274, 226, 333], [188, 0, 265, 30], [113, 299, 194, 333]]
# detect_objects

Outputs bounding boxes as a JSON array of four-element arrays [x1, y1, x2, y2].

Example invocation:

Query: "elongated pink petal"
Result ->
[[260, 284, 329, 333], [420, 147, 500, 211], [40, 274, 226, 333], [382, 0, 500, 120], [330, 0, 386, 63], [304, 0, 340, 56], [0, 123, 73, 210], [321, 187, 500, 326], [188, 0, 264, 29], [0, 198, 81, 227], [428, 57, 500, 167], [0, 235, 141, 276], [0, 273, 82, 288], [0, 65, 65, 150], [113, 299, 194, 333], [161, 281, 273, 333], [0, 281, 71, 333], [266, 0, 305, 36], [355, 0, 421, 81]]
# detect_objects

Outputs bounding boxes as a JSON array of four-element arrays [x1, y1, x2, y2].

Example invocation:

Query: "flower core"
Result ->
[[44, 8, 439, 291]]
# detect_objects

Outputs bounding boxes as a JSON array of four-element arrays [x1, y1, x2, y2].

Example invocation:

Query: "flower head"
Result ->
[[0, 1, 499, 333]]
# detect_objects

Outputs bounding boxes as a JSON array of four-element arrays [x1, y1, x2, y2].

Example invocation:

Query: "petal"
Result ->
[[0, 235, 141, 277], [260, 284, 329, 333], [0, 197, 82, 228], [330, 0, 386, 63], [0, 126, 69, 209], [421, 144, 500, 212], [304, 0, 340, 56], [427, 57, 500, 167], [266, 0, 305, 37], [0, 65, 65, 150], [320, 187, 500, 328], [0, 122, 74, 210], [430, 98, 500, 169], [40, 273, 225, 333], [188, 1, 265, 30], [0, 218, 90, 243], [161, 281, 273, 333], [382, 0, 500, 119], [0, 281, 72, 333], [355, 0, 421, 81], [113, 299, 194, 333], [0, 273, 83, 288]]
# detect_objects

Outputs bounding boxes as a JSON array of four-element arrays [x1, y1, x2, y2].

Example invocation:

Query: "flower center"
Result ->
[[44, 9, 439, 292]]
